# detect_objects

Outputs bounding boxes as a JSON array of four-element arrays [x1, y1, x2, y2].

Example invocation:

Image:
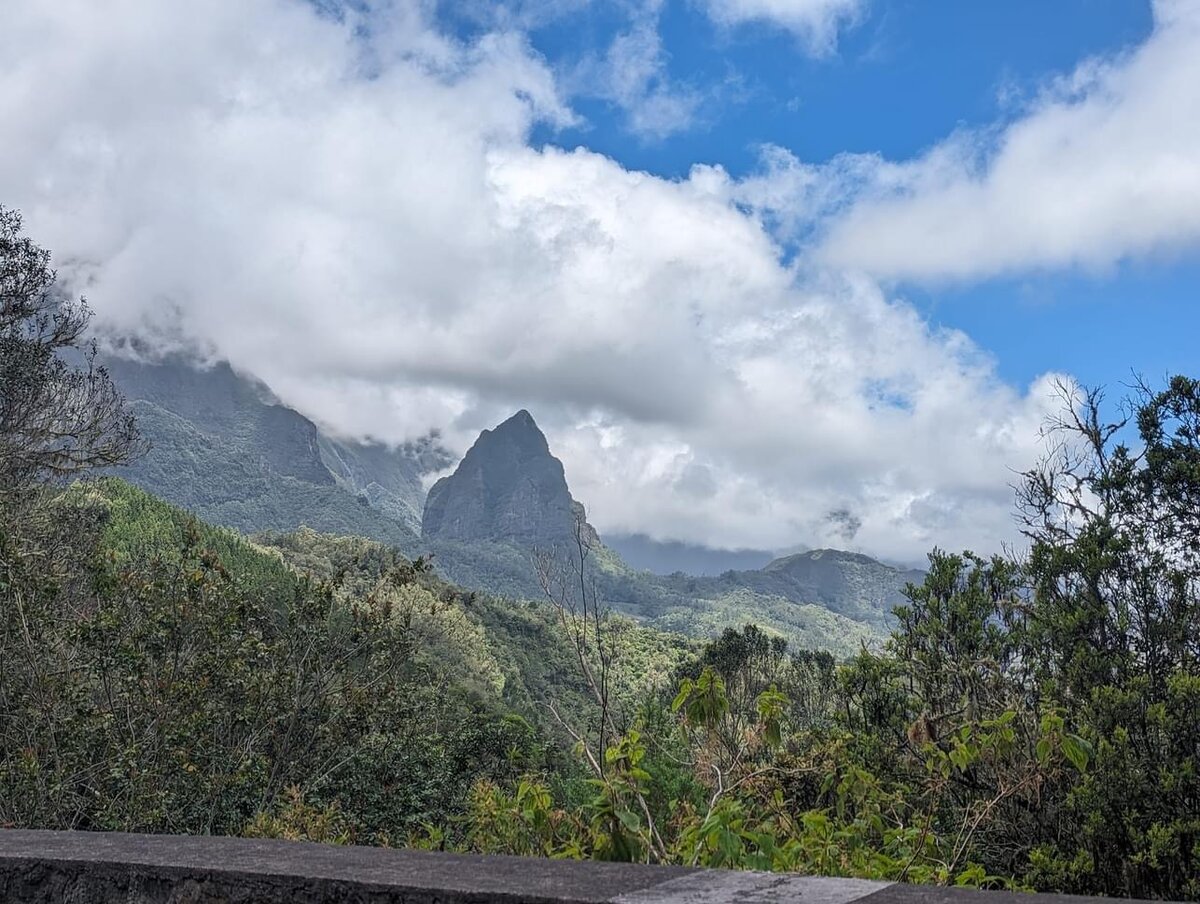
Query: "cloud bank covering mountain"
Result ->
[[3, 0, 1197, 563]]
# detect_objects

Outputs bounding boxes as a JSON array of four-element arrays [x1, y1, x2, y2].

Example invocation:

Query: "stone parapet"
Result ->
[[0, 830, 1164, 903]]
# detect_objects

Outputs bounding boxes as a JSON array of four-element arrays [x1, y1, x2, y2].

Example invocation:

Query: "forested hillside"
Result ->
[[6, 416, 1200, 896], [2, 477, 695, 840]]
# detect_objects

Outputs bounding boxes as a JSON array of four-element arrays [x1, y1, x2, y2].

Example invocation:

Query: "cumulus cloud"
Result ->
[[700, 0, 863, 53], [1, 0, 1066, 563], [563, 1, 701, 141], [550, 273, 1065, 561], [808, 0, 1200, 281], [596, 11, 701, 140]]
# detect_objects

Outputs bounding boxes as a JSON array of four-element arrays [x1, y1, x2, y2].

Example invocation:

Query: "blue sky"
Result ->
[[4, 0, 1198, 560], [492, 0, 1189, 391], [520, 1, 1153, 168]]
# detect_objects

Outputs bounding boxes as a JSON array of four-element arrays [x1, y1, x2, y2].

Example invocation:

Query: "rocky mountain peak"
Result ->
[[485, 409, 547, 451], [421, 410, 597, 548]]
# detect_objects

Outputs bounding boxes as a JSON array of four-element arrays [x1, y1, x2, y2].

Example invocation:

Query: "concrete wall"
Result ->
[[0, 830, 1159, 904]]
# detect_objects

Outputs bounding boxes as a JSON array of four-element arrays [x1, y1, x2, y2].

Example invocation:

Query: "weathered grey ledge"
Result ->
[[0, 829, 1160, 903]]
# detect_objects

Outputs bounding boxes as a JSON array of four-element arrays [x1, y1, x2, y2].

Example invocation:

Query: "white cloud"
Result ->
[[568, 2, 701, 141], [700, 0, 863, 53], [0, 0, 1065, 563], [809, 0, 1200, 281]]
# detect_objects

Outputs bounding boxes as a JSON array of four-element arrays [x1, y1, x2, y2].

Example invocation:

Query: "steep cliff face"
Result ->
[[101, 360, 913, 651], [103, 355, 448, 542], [422, 410, 595, 547], [104, 356, 334, 485]]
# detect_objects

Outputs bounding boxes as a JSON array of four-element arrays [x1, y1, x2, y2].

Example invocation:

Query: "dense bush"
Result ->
[[2, 374, 1198, 896], [0, 481, 541, 841]]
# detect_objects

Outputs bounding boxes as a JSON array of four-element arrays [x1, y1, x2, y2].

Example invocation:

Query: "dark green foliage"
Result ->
[[0, 480, 565, 840], [255, 527, 697, 734], [443, 376, 1200, 898], [1009, 378, 1200, 899], [82, 478, 297, 598]]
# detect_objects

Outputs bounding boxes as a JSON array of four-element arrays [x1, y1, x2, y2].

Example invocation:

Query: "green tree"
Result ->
[[0, 205, 141, 490], [1016, 378, 1200, 899]]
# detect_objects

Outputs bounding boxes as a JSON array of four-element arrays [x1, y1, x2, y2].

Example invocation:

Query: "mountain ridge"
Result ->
[[104, 355, 446, 544], [104, 355, 918, 654]]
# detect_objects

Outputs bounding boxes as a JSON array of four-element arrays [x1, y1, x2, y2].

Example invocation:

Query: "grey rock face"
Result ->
[[101, 354, 449, 544], [104, 355, 335, 486], [422, 410, 595, 547]]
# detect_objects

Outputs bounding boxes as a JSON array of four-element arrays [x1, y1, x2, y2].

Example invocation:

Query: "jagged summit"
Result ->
[[481, 409, 548, 452], [422, 410, 595, 547]]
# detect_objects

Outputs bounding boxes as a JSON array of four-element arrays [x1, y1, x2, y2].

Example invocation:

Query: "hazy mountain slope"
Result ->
[[316, 432, 452, 532], [758, 549, 925, 627], [116, 400, 419, 548], [599, 558, 896, 657], [104, 356, 334, 484], [424, 536, 889, 658], [104, 355, 446, 544], [677, 549, 925, 631], [604, 532, 775, 576]]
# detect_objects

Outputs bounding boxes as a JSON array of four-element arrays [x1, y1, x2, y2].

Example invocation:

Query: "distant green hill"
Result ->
[[418, 409, 914, 653], [688, 548, 926, 631], [424, 537, 900, 657]]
